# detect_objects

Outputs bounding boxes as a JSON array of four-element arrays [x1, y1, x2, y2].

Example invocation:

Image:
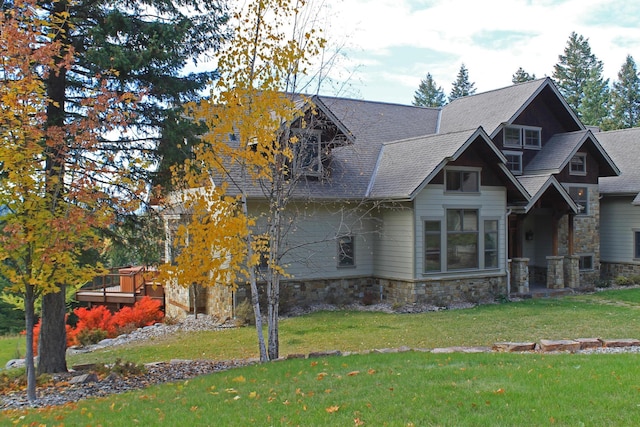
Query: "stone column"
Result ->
[[564, 255, 580, 289], [511, 258, 530, 293], [546, 256, 565, 289]]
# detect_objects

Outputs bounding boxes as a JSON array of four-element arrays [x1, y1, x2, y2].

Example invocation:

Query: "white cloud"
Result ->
[[312, 0, 640, 103]]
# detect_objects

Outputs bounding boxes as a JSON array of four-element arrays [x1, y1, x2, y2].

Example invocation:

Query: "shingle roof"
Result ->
[[516, 174, 579, 214], [597, 128, 640, 197], [439, 77, 582, 137], [367, 129, 479, 199]]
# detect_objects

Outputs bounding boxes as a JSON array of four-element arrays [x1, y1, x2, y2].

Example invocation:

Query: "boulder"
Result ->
[[5, 359, 25, 369], [601, 338, 640, 348], [575, 338, 602, 349], [69, 373, 99, 385]]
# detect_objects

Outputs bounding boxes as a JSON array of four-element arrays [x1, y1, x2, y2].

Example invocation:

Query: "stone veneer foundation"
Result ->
[[600, 261, 640, 280]]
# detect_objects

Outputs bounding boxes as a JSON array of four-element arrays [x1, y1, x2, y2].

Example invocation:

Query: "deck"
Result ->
[[75, 266, 164, 310]]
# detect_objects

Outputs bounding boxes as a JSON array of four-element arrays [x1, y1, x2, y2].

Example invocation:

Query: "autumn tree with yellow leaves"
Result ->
[[161, 0, 326, 361], [0, 0, 144, 401]]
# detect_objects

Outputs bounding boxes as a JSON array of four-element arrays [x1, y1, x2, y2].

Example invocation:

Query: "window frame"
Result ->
[[578, 254, 594, 271], [568, 186, 589, 215], [291, 128, 323, 177], [503, 151, 523, 174], [444, 167, 481, 193], [424, 220, 442, 272], [503, 125, 541, 149], [446, 208, 479, 271], [484, 219, 499, 269], [634, 230, 640, 260], [337, 234, 355, 268], [570, 152, 587, 176]]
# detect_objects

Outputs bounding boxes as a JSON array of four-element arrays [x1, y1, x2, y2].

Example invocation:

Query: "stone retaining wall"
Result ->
[[600, 261, 640, 281]]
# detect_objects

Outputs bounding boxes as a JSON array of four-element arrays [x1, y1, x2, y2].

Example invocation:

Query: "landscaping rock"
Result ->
[[539, 339, 581, 352], [285, 353, 306, 359], [308, 350, 341, 358], [575, 338, 602, 349], [492, 342, 536, 352], [5, 359, 25, 370], [601, 338, 640, 347], [69, 373, 99, 385], [71, 363, 97, 371]]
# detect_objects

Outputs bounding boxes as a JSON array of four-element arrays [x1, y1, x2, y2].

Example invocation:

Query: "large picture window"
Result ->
[[446, 209, 479, 270]]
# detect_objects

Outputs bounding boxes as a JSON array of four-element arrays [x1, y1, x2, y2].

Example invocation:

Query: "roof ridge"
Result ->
[[446, 77, 548, 105]]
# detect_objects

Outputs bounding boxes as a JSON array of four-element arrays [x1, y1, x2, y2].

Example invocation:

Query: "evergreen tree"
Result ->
[[512, 67, 536, 83], [552, 32, 609, 124], [579, 67, 610, 127], [449, 63, 476, 101], [31, 0, 229, 375], [609, 55, 640, 129], [413, 73, 446, 107]]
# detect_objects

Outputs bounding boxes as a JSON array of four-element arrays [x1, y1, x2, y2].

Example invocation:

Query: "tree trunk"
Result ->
[[39, 0, 69, 375], [267, 274, 279, 360], [24, 284, 37, 402], [37, 287, 68, 374]]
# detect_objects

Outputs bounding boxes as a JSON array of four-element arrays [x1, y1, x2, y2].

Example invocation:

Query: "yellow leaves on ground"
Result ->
[[325, 405, 340, 413]]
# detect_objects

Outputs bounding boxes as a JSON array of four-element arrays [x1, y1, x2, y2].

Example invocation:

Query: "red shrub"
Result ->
[[111, 296, 163, 331], [73, 305, 116, 339]]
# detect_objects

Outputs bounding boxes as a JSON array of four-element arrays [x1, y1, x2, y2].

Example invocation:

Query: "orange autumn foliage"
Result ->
[[28, 297, 164, 353]]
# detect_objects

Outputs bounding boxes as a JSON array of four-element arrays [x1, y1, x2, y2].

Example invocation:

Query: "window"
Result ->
[[446, 209, 479, 270], [569, 186, 588, 215], [635, 231, 640, 259], [503, 151, 523, 174], [579, 255, 593, 271], [503, 125, 541, 148], [292, 129, 323, 177], [570, 153, 586, 175], [424, 221, 441, 272], [445, 169, 479, 193], [337, 235, 355, 267], [484, 220, 499, 268]]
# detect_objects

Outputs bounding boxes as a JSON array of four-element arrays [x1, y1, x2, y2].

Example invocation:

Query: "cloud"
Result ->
[[471, 30, 540, 51]]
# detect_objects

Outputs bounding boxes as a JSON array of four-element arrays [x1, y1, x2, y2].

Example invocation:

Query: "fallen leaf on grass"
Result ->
[[317, 372, 327, 380], [326, 405, 340, 413], [347, 371, 360, 377]]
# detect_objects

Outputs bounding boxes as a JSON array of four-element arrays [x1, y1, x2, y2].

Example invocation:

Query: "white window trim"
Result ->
[[444, 166, 482, 194], [570, 152, 587, 176], [503, 125, 541, 149], [503, 151, 523, 175]]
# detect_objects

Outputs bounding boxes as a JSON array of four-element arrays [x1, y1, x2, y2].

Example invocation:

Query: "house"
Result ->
[[595, 128, 640, 279], [162, 77, 621, 319]]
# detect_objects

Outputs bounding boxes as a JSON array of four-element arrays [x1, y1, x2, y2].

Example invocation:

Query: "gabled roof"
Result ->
[[367, 127, 529, 201], [439, 78, 583, 137], [524, 130, 619, 177], [516, 174, 580, 214], [597, 127, 640, 200]]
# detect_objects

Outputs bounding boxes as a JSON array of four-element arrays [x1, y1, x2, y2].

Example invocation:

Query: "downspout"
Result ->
[[505, 208, 512, 296]]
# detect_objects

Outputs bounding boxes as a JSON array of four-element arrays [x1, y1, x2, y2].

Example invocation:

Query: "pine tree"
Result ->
[[609, 55, 640, 129], [413, 73, 446, 107], [449, 64, 476, 101], [512, 67, 536, 83], [31, 0, 229, 375], [553, 32, 609, 125]]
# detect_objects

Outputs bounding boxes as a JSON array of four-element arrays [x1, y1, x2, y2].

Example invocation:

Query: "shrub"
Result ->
[[111, 296, 164, 331], [76, 328, 108, 347], [614, 276, 632, 287], [234, 299, 254, 326]]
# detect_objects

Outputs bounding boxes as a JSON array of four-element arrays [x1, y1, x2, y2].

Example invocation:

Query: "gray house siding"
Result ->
[[600, 195, 640, 278]]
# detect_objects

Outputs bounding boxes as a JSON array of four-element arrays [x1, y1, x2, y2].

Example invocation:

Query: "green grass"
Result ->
[[66, 294, 640, 366], [5, 351, 640, 426], [5, 289, 640, 425], [0, 335, 24, 368]]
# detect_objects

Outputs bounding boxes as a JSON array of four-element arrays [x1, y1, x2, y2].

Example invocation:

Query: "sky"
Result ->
[[309, 0, 640, 105]]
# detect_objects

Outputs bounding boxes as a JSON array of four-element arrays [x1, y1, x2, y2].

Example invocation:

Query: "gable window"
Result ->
[[503, 125, 541, 149], [569, 186, 588, 215], [578, 254, 593, 271], [445, 169, 479, 193], [570, 153, 587, 175], [503, 151, 523, 174], [337, 234, 355, 267], [447, 209, 479, 270], [292, 129, 323, 177], [424, 221, 441, 272], [484, 220, 499, 268]]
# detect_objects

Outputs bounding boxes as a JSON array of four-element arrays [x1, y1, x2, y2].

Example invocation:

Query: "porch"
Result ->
[[75, 266, 164, 311]]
